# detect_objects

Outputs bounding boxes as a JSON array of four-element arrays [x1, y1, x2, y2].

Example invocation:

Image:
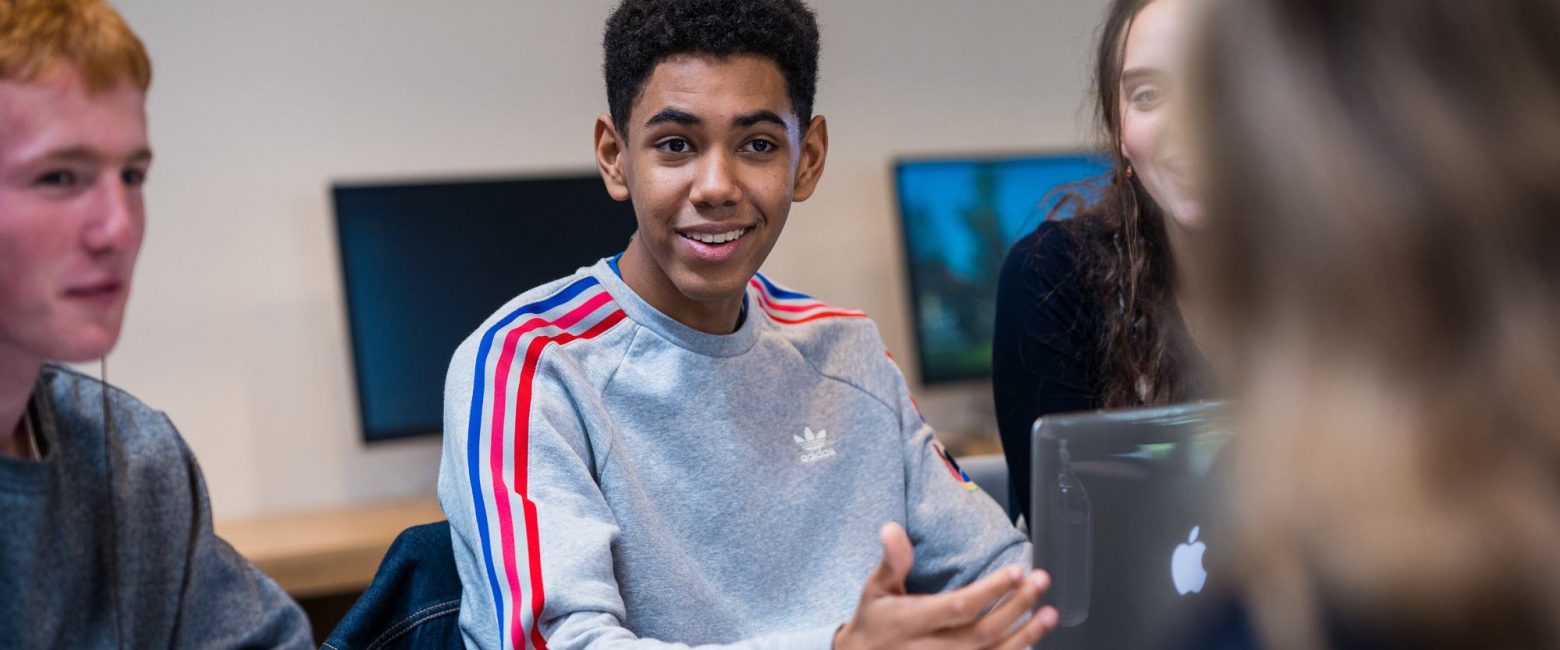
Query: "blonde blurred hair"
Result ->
[[1190, 0, 1560, 647], [0, 0, 149, 92]]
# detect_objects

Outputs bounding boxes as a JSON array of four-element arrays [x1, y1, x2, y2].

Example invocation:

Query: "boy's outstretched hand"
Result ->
[[834, 523, 1059, 650]]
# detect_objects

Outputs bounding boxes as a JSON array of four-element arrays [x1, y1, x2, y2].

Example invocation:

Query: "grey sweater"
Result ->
[[0, 365, 312, 649], [440, 260, 1029, 650]]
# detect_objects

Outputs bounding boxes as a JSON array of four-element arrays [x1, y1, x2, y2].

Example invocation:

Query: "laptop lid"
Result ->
[[1031, 402, 1231, 650]]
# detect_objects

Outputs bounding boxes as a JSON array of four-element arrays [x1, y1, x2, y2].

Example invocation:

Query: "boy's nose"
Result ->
[[690, 152, 743, 209]]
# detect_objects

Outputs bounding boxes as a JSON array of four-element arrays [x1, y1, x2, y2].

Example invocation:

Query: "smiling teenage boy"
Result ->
[[439, 1, 1058, 648]]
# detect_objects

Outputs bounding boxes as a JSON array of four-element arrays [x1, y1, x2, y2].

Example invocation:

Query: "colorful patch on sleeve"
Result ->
[[934, 441, 981, 492]]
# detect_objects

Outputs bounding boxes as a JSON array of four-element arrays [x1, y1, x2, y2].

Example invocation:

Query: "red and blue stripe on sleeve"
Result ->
[[463, 277, 627, 650]]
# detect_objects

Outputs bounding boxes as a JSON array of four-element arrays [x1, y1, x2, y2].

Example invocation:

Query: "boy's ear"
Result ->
[[595, 113, 632, 202], [792, 115, 829, 202]]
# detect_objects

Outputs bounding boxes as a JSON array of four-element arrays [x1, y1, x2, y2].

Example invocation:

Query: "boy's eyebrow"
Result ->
[[733, 110, 785, 129], [643, 108, 787, 129], [645, 108, 701, 127], [35, 146, 154, 164]]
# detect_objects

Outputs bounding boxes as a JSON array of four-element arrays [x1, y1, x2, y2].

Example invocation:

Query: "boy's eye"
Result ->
[[35, 170, 78, 187], [743, 139, 777, 154], [122, 168, 148, 187], [656, 138, 693, 154]]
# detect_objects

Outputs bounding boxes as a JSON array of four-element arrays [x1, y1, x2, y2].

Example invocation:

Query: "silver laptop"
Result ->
[[1031, 402, 1231, 650]]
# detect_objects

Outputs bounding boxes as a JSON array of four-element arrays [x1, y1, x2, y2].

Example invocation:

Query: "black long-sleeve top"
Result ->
[[991, 220, 1105, 522], [993, 219, 1212, 523]]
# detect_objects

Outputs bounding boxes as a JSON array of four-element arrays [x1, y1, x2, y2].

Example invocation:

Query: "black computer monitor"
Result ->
[[894, 152, 1113, 384], [333, 174, 637, 442]]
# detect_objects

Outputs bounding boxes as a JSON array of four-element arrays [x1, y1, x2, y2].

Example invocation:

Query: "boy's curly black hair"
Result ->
[[603, 0, 820, 135]]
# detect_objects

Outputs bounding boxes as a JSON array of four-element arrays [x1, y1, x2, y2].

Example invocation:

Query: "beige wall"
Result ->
[[109, 0, 1108, 518]]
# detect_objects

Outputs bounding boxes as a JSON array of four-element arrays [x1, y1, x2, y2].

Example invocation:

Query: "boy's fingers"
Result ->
[[994, 606, 1060, 650], [889, 565, 1026, 633], [971, 571, 1050, 641], [862, 523, 914, 599]]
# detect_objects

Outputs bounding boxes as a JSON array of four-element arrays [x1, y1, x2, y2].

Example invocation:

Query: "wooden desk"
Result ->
[[216, 496, 445, 599]]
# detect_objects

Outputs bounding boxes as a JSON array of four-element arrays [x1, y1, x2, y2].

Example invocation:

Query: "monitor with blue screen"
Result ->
[[893, 153, 1113, 384]]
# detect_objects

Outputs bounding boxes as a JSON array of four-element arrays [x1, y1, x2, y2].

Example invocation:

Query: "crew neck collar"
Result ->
[[591, 259, 761, 358]]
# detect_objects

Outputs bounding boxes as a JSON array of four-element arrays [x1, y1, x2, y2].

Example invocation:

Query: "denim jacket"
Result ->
[[323, 522, 463, 650]]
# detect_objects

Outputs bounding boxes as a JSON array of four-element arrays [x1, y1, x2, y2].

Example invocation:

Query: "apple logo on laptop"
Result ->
[[1171, 526, 1208, 595]]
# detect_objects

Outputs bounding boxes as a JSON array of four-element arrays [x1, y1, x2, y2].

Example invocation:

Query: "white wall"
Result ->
[[109, 0, 1108, 518]]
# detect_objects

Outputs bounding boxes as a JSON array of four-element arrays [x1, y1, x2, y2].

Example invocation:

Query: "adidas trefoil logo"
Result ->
[[794, 426, 839, 464], [794, 426, 830, 451]]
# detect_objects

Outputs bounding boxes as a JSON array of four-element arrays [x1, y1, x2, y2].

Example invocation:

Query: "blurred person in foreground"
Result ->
[[1186, 0, 1560, 647], [0, 0, 310, 647]]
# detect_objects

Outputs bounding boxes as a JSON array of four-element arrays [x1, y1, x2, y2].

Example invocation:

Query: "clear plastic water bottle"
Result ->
[[1054, 439, 1093, 627]]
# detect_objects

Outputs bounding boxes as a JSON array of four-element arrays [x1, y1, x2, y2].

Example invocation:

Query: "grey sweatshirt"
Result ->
[[0, 364, 312, 649], [440, 260, 1029, 650]]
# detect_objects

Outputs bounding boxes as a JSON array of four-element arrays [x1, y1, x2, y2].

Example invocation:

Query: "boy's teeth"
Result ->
[[688, 228, 746, 244]]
